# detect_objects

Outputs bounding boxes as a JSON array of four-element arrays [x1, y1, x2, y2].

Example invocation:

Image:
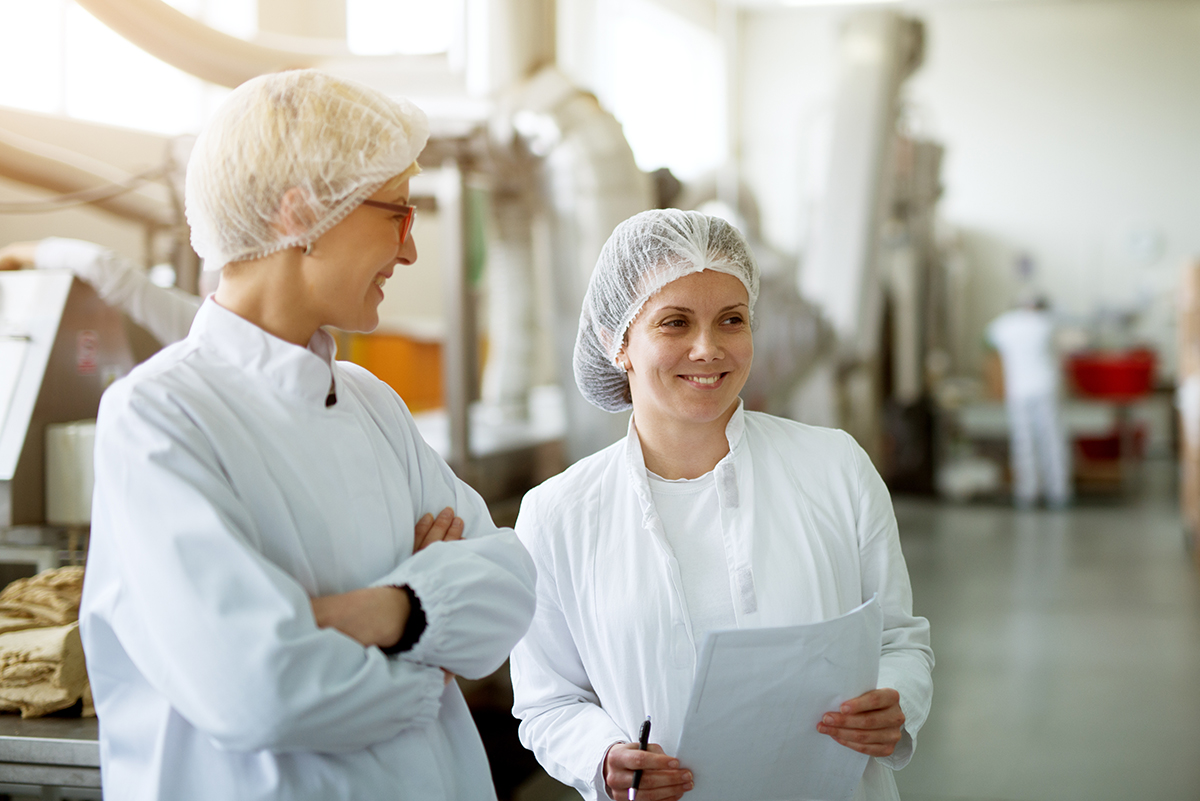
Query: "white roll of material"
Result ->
[[45, 420, 96, 526]]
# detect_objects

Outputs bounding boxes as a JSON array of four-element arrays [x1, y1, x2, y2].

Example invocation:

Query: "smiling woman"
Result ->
[[621, 269, 754, 478], [510, 209, 934, 801], [77, 69, 537, 801]]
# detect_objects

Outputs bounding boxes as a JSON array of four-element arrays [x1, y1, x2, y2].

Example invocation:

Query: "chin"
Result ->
[[675, 395, 739, 424]]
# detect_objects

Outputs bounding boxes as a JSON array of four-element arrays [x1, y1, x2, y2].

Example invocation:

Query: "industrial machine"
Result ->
[[0, 270, 133, 580]]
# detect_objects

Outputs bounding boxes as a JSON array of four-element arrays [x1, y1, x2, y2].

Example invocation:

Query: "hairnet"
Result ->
[[574, 209, 760, 413], [186, 69, 430, 270]]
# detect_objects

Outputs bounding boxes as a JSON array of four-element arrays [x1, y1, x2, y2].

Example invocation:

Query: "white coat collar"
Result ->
[[189, 298, 339, 408], [624, 399, 758, 617], [625, 399, 748, 521]]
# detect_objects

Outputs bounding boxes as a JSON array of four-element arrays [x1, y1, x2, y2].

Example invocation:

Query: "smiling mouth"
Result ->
[[680, 373, 726, 386]]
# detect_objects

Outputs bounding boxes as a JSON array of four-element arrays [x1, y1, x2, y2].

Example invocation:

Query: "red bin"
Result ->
[[1067, 348, 1156, 401]]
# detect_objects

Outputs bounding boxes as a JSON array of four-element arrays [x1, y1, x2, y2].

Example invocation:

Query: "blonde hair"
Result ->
[[187, 69, 429, 271]]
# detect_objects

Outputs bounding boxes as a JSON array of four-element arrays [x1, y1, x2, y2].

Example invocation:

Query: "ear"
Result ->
[[615, 349, 630, 374], [277, 187, 319, 237]]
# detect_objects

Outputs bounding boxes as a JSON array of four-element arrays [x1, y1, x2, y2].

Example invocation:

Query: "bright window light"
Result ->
[[64, 3, 211, 134], [346, 0, 454, 55], [0, 1, 64, 114], [0, 0, 246, 134], [608, 2, 726, 180]]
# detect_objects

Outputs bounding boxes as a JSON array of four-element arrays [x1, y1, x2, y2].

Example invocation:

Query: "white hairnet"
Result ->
[[574, 209, 760, 413], [186, 69, 430, 270]]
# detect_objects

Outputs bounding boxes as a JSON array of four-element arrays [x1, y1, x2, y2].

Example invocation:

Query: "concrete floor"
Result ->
[[893, 462, 1200, 801], [517, 459, 1200, 801]]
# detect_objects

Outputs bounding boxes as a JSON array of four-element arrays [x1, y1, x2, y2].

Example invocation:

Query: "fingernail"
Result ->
[[822, 714, 834, 725], [684, 772, 693, 782], [668, 760, 679, 768]]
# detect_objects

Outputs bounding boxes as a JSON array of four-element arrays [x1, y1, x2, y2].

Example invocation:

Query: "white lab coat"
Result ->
[[510, 404, 933, 801], [80, 299, 536, 801], [37, 238, 200, 346]]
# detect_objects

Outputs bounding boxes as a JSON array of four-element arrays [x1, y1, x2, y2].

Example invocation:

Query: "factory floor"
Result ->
[[514, 458, 1200, 801]]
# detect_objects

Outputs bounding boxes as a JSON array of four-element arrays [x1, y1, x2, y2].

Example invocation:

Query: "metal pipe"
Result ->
[[0, 128, 172, 228], [438, 157, 471, 470]]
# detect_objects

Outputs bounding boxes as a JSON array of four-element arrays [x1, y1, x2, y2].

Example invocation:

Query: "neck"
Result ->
[[633, 402, 739, 480], [213, 251, 319, 346]]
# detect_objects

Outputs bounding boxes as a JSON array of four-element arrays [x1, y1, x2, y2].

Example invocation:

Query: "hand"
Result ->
[[0, 241, 39, 271], [311, 586, 409, 649], [816, 688, 905, 757], [413, 506, 464, 553], [603, 742, 693, 801]]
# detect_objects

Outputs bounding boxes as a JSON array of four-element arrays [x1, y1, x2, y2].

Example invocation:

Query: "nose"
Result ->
[[689, 325, 723, 361], [396, 230, 417, 266]]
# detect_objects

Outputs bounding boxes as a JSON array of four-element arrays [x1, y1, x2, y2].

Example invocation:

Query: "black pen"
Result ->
[[629, 716, 651, 801]]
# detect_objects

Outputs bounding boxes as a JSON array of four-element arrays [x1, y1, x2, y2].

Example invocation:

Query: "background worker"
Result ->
[[0, 237, 200, 346], [986, 296, 1072, 509]]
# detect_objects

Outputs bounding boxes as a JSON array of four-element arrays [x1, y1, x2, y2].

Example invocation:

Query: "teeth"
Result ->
[[374, 275, 387, 288], [686, 375, 720, 385]]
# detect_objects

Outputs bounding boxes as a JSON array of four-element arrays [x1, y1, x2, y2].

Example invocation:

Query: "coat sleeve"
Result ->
[[508, 488, 627, 801], [37, 237, 200, 345], [847, 433, 935, 771], [365, 392, 536, 681], [84, 382, 447, 755]]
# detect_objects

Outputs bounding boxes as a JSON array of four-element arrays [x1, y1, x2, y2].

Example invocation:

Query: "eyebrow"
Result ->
[[657, 303, 749, 315]]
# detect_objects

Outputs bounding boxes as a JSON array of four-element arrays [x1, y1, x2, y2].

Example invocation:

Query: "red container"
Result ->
[[1075, 426, 1146, 461], [1067, 348, 1156, 401]]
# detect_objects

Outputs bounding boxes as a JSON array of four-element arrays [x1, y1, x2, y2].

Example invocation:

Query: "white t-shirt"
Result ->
[[648, 470, 737, 650]]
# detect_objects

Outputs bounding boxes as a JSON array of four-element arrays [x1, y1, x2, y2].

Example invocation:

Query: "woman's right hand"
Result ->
[[413, 506, 464, 553], [603, 742, 693, 801]]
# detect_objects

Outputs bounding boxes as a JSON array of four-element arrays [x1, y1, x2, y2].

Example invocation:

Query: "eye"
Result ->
[[722, 314, 745, 326], [661, 318, 688, 329]]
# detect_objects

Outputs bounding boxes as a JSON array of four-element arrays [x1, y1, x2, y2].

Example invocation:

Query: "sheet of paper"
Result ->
[[673, 597, 883, 801]]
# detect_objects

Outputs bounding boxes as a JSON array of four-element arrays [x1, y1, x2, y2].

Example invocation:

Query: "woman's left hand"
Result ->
[[311, 586, 410, 649], [816, 688, 905, 757]]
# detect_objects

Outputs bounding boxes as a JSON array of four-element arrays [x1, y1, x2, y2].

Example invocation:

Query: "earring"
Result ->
[[303, 242, 314, 257], [616, 357, 628, 374]]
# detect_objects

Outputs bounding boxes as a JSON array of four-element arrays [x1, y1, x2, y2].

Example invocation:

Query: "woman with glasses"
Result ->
[[78, 69, 536, 801]]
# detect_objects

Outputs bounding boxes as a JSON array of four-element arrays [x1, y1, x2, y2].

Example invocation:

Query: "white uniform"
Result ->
[[36, 238, 201, 345], [510, 404, 933, 801], [986, 308, 1070, 506], [80, 299, 536, 801]]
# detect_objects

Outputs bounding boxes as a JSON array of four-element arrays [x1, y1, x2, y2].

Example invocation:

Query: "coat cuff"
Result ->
[[592, 740, 624, 801]]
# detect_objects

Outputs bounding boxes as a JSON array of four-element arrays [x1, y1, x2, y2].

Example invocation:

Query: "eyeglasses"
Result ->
[[361, 199, 417, 245]]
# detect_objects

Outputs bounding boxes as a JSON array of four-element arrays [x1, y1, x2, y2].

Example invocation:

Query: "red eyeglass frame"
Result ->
[[361, 199, 417, 245]]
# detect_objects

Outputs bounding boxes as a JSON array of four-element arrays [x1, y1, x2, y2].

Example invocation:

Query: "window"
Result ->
[[602, 1, 727, 180], [0, 0, 247, 135]]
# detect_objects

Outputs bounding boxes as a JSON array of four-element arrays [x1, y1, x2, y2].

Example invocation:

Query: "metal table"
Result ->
[[0, 716, 100, 790]]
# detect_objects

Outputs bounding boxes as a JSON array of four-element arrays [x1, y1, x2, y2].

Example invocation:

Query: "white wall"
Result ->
[[741, 0, 1200, 377]]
